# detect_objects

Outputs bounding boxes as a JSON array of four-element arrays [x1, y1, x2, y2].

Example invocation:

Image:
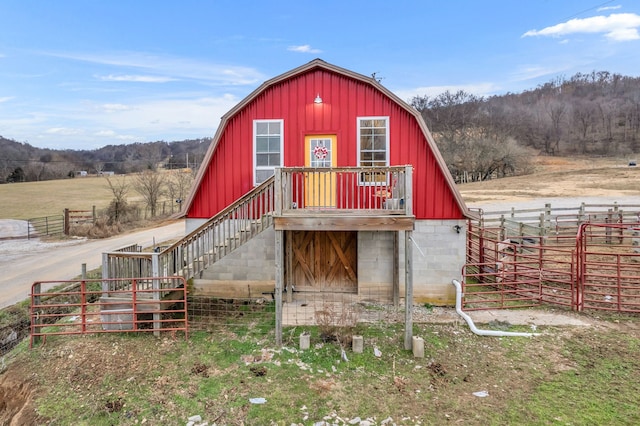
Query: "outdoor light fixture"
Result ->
[[314, 93, 323, 104]]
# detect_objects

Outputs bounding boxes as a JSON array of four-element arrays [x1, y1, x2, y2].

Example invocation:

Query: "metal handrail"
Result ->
[[104, 177, 276, 282]]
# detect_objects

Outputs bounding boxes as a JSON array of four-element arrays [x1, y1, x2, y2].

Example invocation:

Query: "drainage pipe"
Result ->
[[452, 279, 539, 337]]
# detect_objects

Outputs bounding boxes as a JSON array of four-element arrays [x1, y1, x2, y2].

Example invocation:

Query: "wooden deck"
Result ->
[[274, 213, 414, 231], [274, 166, 414, 231]]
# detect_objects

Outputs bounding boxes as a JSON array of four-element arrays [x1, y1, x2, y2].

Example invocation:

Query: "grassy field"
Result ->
[[3, 311, 640, 425], [0, 175, 147, 219], [1, 156, 639, 424], [2, 156, 636, 220]]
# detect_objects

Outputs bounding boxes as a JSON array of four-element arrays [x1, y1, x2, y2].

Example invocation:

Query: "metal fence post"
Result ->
[[31, 283, 42, 346], [152, 253, 161, 336]]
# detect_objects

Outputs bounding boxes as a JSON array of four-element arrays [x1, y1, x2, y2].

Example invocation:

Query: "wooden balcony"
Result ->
[[273, 166, 414, 231]]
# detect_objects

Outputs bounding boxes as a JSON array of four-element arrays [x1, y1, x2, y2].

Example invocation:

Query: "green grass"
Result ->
[[6, 310, 640, 425]]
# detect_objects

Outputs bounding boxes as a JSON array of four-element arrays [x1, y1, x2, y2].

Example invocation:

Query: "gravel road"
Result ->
[[0, 220, 186, 309], [1, 195, 638, 312], [466, 195, 640, 213]]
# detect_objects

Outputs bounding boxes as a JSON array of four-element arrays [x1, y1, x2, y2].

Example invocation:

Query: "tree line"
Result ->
[[0, 137, 211, 183], [411, 70, 640, 182], [2, 70, 639, 184]]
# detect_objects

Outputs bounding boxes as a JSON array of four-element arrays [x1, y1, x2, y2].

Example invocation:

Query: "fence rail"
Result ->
[[30, 277, 188, 347], [476, 202, 640, 241], [464, 202, 640, 313], [27, 215, 64, 239]]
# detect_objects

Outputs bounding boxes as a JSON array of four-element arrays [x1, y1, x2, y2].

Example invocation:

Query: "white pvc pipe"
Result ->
[[451, 279, 539, 337]]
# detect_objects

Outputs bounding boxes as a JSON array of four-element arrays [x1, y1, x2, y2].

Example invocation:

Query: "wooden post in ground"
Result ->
[[404, 230, 414, 350], [275, 229, 284, 346], [64, 208, 70, 235], [393, 231, 399, 307], [286, 232, 293, 303], [101, 252, 110, 298]]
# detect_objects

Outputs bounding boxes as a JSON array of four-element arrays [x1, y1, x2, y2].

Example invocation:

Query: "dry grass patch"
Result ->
[[0, 176, 145, 219]]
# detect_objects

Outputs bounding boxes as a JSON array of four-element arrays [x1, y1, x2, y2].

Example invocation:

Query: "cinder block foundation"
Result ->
[[412, 336, 424, 358], [352, 335, 364, 353]]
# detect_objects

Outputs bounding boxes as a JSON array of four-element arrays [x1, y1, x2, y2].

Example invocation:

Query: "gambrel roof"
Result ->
[[182, 58, 471, 219]]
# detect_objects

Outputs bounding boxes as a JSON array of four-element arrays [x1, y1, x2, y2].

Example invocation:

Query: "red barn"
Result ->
[[181, 59, 472, 343]]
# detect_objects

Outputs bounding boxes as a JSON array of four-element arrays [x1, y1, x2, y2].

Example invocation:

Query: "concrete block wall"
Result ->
[[192, 218, 466, 305], [357, 219, 466, 306], [194, 228, 276, 298], [199, 228, 275, 281], [401, 219, 466, 305], [357, 231, 395, 301]]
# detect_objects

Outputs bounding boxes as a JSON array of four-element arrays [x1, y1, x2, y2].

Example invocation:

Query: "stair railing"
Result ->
[[103, 176, 275, 283]]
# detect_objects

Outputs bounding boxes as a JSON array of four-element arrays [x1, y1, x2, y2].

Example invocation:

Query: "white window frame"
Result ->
[[357, 116, 389, 186], [253, 119, 284, 186]]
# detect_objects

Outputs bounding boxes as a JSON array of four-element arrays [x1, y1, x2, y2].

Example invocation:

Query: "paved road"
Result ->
[[0, 220, 186, 309]]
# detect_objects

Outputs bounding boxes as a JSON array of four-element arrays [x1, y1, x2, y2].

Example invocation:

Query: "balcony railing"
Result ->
[[274, 166, 412, 216]]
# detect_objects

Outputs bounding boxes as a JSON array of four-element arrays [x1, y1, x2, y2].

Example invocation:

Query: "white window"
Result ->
[[254, 119, 283, 185], [357, 117, 389, 184]]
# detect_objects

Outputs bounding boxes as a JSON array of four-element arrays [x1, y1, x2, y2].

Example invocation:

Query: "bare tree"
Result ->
[[544, 99, 567, 155], [133, 170, 165, 217], [105, 176, 131, 223], [572, 99, 597, 154], [165, 170, 194, 213]]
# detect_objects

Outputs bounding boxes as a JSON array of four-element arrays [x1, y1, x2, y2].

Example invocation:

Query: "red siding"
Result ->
[[188, 67, 464, 220]]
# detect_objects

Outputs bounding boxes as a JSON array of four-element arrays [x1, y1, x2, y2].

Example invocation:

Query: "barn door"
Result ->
[[288, 230, 357, 292], [305, 135, 337, 208]]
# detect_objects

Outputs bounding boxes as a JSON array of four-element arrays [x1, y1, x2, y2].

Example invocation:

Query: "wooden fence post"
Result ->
[[275, 229, 283, 346], [404, 230, 414, 350], [64, 208, 70, 235]]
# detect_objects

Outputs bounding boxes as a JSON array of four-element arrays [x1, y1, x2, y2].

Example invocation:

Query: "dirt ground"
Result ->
[[459, 156, 640, 205], [1, 156, 639, 424]]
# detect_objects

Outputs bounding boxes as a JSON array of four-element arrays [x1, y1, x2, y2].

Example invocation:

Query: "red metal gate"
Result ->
[[463, 221, 640, 313], [30, 277, 188, 347], [576, 223, 640, 312]]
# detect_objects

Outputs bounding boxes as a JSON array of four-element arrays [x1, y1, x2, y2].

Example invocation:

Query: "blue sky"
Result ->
[[1, 0, 639, 150]]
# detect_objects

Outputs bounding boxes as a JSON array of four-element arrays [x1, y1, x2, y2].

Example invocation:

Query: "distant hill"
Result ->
[[410, 70, 640, 182], [3, 70, 640, 184], [0, 136, 211, 183]]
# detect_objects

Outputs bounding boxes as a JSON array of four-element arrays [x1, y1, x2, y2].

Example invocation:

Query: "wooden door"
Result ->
[[305, 135, 337, 208], [287, 230, 357, 292]]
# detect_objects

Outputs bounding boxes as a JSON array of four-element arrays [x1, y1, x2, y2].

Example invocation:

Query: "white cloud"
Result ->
[[94, 130, 135, 141], [523, 13, 640, 41], [43, 50, 265, 85], [44, 127, 82, 136], [0, 96, 13, 103], [287, 44, 322, 54], [510, 65, 571, 82], [598, 5, 621, 12], [98, 74, 176, 83], [101, 103, 133, 113], [76, 95, 238, 144], [394, 82, 500, 101]]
